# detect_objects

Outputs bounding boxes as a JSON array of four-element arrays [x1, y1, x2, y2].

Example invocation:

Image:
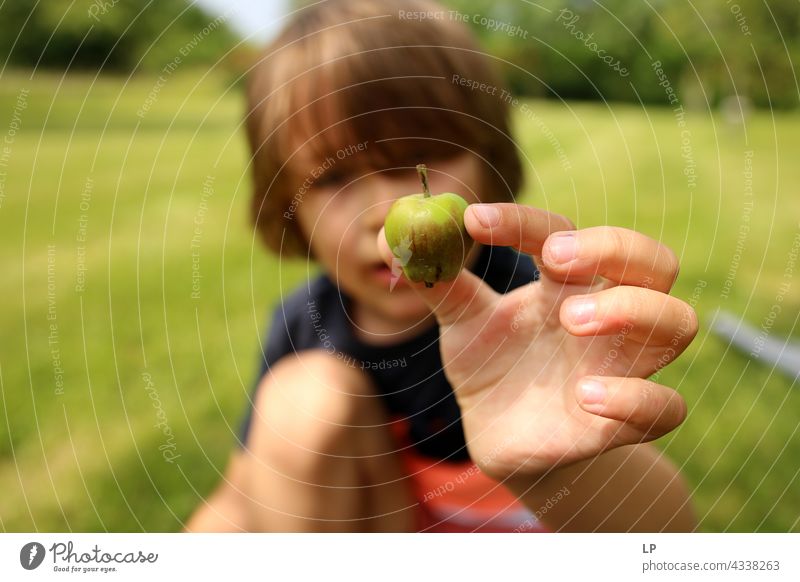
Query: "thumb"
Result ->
[[377, 227, 498, 327]]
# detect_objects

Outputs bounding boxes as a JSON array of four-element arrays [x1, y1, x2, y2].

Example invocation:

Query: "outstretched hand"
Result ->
[[378, 203, 697, 481]]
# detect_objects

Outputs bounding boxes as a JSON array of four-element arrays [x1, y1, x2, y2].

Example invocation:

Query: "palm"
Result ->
[[380, 203, 695, 481], [440, 276, 671, 478]]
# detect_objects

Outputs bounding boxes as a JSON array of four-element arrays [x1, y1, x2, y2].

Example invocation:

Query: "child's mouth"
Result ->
[[371, 264, 407, 289]]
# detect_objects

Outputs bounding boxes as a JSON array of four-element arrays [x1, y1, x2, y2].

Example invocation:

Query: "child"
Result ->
[[187, 0, 697, 532]]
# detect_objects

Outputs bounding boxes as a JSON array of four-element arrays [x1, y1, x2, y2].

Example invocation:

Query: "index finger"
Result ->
[[466, 203, 575, 256]]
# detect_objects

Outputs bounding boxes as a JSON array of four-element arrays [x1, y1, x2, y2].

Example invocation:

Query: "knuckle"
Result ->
[[687, 305, 699, 336], [610, 286, 643, 325], [517, 204, 533, 227], [513, 205, 529, 244], [604, 227, 630, 258], [636, 379, 658, 415], [516, 204, 540, 248], [672, 392, 688, 426], [498, 295, 524, 322], [636, 379, 686, 430], [660, 245, 681, 286]]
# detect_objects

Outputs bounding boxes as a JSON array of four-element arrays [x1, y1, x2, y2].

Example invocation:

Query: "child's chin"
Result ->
[[375, 293, 431, 322]]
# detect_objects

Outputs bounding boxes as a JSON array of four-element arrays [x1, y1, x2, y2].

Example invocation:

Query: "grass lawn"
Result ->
[[0, 69, 798, 532]]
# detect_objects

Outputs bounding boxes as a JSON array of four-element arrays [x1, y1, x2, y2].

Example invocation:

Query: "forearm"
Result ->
[[505, 443, 697, 532]]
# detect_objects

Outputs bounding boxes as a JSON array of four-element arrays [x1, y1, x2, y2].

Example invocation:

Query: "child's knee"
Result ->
[[249, 350, 379, 471]]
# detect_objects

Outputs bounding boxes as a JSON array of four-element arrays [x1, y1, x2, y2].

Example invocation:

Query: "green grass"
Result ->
[[0, 70, 798, 532]]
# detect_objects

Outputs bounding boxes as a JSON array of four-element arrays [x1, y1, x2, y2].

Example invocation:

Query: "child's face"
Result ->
[[294, 153, 483, 328]]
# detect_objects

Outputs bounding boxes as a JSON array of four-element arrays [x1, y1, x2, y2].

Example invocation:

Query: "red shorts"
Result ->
[[391, 421, 548, 533]]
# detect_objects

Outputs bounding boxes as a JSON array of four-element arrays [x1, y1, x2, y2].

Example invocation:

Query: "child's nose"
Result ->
[[362, 176, 404, 232]]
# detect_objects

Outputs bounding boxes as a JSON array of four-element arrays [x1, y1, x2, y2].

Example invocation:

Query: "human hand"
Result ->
[[378, 203, 697, 481]]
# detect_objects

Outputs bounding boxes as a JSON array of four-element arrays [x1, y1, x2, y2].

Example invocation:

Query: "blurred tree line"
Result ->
[[4, 0, 798, 109], [0, 0, 244, 73], [441, 0, 799, 108]]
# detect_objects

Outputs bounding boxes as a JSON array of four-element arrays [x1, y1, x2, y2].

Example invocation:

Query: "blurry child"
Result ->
[[187, 0, 697, 532]]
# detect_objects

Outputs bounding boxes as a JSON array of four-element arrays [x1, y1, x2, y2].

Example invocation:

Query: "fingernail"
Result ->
[[580, 379, 607, 405], [545, 233, 577, 264], [567, 299, 595, 325], [471, 204, 500, 228]]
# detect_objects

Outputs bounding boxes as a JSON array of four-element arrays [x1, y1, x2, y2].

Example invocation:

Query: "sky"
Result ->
[[195, 0, 290, 44]]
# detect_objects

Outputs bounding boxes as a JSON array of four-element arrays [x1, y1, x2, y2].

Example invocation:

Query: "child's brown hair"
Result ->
[[245, 0, 523, 256]]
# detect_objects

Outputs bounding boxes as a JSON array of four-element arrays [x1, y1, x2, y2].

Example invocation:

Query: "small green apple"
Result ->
[[384, 164, 473, 287]]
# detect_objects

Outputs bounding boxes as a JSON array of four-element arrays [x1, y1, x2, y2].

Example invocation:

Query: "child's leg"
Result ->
[[188, 350, 417, 532], [184, 449, 251, 532]]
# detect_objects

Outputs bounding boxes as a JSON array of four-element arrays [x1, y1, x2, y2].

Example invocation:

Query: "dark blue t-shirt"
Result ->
[[238, 244, 539, 460]]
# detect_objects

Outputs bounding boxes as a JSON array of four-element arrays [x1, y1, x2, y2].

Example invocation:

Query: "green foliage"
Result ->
[[0, 0, 240, 72], [440, 0, 799, 108]]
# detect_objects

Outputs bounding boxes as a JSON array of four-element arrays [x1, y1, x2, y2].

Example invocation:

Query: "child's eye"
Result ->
[[314, 170, 346, 189]]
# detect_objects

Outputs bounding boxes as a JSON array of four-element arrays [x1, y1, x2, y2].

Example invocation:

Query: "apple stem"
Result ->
[[416, 164, 431, 198]]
